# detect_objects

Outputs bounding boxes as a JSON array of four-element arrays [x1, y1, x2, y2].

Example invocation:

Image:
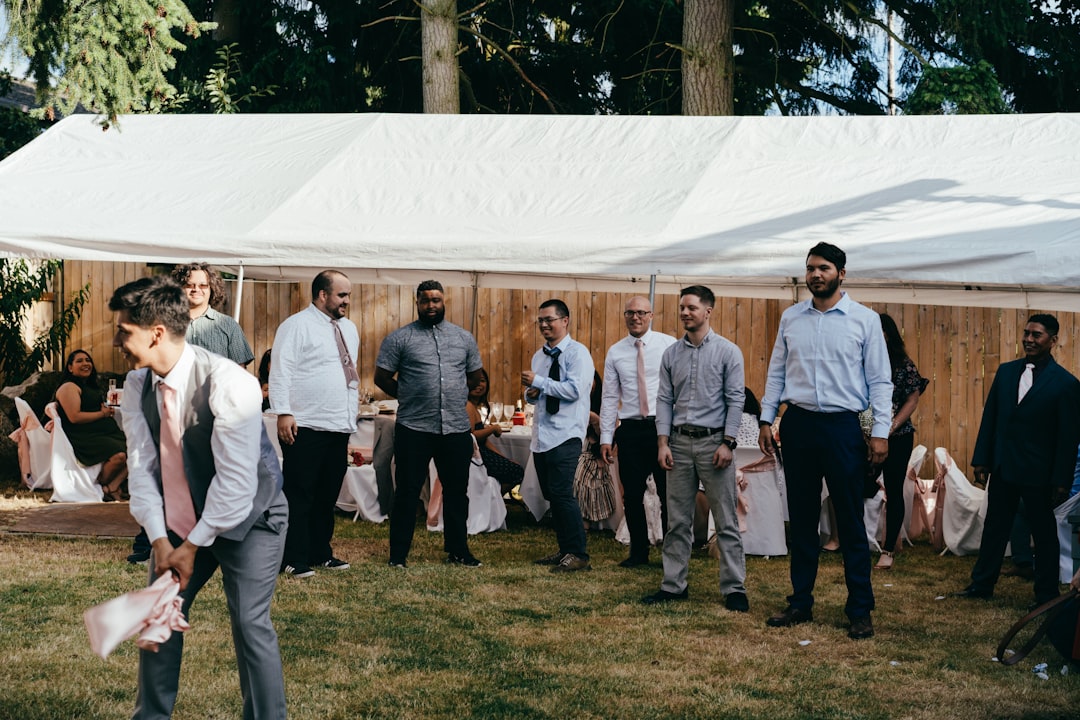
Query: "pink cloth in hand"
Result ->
[[83, 573, 191, 659]]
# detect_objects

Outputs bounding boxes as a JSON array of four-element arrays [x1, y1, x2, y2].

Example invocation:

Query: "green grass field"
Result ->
[[1, 502, 1077, 720]]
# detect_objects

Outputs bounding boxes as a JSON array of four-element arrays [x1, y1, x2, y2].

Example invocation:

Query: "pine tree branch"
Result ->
[[458, 24, 557, 113]]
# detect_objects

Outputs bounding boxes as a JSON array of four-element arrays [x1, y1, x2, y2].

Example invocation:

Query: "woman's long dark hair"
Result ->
[[743, 387, 761, 418], [468, 367, 491, 416], [879, 313, 910, 370], [61, 349, 100, 390]]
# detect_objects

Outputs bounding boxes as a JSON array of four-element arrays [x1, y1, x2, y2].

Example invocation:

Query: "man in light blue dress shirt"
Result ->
[[522, 299, 595, 573], [758, 242, 892, 640]]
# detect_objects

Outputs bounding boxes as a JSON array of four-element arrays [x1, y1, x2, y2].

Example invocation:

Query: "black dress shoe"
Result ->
[[618, 557, 649, 568], [724, 592, 750, 613], [642, 589, 688, 605], [848, 615, 874, 640], [766, 606, 813, 627], [950, 586, 993, 599]]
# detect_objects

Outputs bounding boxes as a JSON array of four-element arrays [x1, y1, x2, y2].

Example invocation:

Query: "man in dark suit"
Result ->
[[955, 313, 1080, 606], [111, 276, 288, 720]]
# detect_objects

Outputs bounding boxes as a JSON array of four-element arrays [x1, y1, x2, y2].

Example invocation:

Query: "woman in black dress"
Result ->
[[466, 368, 524, 495], [54, 349, 128, 501], [875, 313, 929, 570]]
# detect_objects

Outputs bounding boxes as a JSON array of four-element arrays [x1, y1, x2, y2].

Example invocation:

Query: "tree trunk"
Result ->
[[421, 0, 459, 114], [212, 0, 243, 43], [682, 0, 734, 115]]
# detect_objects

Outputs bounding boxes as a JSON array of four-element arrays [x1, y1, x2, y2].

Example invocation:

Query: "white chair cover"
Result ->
[[934, 447, 985, 556], [615, 476, 665, 547], [736, 450, 788, 557], [1055, 492, 1080, 583], [338, 465, 387, 523], [13, 396, 52, 490], [426, 438, 507, 534], [867, 443, 930, 551], [43, 402, 104, 503]]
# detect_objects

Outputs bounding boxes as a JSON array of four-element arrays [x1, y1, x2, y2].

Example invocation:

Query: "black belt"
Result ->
[[674, 425, 721, 439], [619, 416, 656, 424]]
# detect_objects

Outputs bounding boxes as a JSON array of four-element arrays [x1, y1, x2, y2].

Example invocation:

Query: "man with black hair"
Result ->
[[955, 313, 1080, 605], [759, 243, 892, 640], [523, 298, 595, 573], [376, 280, 485, 568], [111, 275, 288, 719]]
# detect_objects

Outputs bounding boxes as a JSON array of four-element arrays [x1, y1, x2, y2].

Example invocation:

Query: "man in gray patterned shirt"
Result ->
[[375, 280, 486, 568], [171, 263, 254, 367]]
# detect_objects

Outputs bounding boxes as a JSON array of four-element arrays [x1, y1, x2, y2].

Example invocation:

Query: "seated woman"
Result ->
[[466, 368, 524, 495], [258, 348, 272, 411], [54, 349, 129, 501]]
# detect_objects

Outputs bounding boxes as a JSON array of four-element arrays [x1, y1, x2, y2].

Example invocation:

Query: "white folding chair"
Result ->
[[43, 402, 104, 503], [933, 447, 985, 556], [13, 396, 53, 490]]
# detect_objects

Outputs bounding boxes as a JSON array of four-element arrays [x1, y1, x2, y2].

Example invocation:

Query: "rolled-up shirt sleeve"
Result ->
[[654, 349, 675, 437]]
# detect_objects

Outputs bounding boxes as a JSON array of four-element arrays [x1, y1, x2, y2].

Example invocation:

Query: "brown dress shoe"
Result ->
[[766, 606, 813, 627], [550, 554, 591, 573], [848, 615, 874, 640]]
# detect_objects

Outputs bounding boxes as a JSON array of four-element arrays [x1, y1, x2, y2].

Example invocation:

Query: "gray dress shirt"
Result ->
[[655, 329, 745, 439]]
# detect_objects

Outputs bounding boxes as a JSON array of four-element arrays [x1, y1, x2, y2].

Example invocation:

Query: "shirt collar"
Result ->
[[679, 328, 714, 347], [801, 291, 852, 315], [627, 330, 652, 345], [546, 334, 572, 353], [193, 307, 220, 321], [154, 343, 196, 390]]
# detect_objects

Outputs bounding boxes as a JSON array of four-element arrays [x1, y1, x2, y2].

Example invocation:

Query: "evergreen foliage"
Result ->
[[5, 0, 214, 124], [0, 259, 90, 386]]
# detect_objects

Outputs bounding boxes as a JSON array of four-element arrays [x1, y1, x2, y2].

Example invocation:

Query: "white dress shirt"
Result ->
[[122, 344, 264, 548], [598, 330, 677, 445], [268, 304, 359, 434]]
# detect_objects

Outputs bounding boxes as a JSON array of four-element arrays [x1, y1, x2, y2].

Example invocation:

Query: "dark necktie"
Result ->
[[544, 346, 561, 415]]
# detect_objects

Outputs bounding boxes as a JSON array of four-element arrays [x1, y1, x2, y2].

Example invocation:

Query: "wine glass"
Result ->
[[479, 405, 489, 425], [489, 402, 503, 425]]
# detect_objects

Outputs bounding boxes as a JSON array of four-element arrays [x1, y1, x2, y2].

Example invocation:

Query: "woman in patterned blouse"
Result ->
[[875, 313, 929, 570]]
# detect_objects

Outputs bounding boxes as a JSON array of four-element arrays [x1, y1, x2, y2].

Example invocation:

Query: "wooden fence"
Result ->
[[58, 260, 1080, 478]]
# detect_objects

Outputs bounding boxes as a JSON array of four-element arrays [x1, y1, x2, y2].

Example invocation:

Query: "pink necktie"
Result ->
[[635, 339, 650, 417], [158, 383, 196, 538], [333, 321, 361, 389]]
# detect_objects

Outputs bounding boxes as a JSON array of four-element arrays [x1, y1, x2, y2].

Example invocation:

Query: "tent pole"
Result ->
[[648, 275, 656, 307], [470, 272, 479, 336], [233, 264, 245, 321]]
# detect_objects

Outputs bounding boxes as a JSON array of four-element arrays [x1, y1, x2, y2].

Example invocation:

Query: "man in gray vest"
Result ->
[[111, 275, 288, 720]]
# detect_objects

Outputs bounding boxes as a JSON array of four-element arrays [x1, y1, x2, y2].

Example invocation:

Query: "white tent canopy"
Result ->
[[1, 112, 1078, 309]]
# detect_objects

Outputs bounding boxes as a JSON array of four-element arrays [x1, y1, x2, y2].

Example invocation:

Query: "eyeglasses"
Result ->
[[183, 283, 210, 291], [623, 310, 652, 318], [537, 316, 566, 326]]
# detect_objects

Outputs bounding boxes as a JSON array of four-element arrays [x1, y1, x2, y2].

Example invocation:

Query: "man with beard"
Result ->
[[376, 280, 485, 568], [954, 314, 1080, 606], [758, 243, 892, 640], [271, 270, 359, 577]]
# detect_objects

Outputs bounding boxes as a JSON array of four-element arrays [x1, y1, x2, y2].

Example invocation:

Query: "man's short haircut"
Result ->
[[417, 280, 444, 297], [539, 298, 570, 319], [170, 262, 228, 311], [312, 270, 346, 299], [807, 242, 847, 271], [680, 285, 715, 308], [1028, 313, 1059, 336], [109, 276, 191, 338]]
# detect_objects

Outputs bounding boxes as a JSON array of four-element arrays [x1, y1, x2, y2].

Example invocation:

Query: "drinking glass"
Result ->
[[479, 405, 489, 424], [489, 402, 503, 425]]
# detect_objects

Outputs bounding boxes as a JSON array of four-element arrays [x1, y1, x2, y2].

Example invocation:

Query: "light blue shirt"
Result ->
[[528, 334, 595, 453], [761, 292, 893, 438]]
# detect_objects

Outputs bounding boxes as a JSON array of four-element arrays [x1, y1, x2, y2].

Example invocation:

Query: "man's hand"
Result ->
[[152, 538, 198, 591], [521, 370, 536, 387], [658, 442, 674, 471], [277, 414, 298, 446], [868, 437, 888, 466], [713, 443, 733, 469], [525, 388, 540, 401], [600, 443, 615, 465], [972, 465, 990, 488], [1054, 486, 1070, 508], [758, 425, 775, 456]]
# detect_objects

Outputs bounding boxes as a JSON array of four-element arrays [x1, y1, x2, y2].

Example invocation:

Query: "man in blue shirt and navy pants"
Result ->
[[758, 242, 893, 640]]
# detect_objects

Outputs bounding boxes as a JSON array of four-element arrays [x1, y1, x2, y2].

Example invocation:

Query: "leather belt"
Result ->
[[674, 425, 721, 439]]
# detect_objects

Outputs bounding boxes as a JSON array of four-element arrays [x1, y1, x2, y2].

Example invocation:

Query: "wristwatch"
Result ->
[[721, 436, 737, 450]]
